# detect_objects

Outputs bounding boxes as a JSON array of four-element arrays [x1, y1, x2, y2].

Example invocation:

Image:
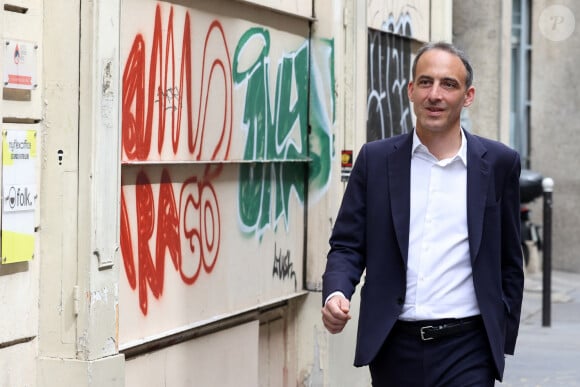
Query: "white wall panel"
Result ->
[[119, 0, 335, 347], [236, 0, 313, 19], [125, 321, 259, 387], [367, 0, 430, 41]]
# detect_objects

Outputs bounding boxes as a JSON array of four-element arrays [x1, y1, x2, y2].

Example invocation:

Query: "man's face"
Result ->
[[408, 49, 475, 135]]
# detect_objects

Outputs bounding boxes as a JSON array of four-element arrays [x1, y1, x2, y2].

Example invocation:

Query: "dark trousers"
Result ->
[[369, 320, 495, 387]]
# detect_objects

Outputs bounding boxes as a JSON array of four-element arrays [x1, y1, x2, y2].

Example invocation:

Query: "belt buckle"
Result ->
[[420, 325, 434, 341]]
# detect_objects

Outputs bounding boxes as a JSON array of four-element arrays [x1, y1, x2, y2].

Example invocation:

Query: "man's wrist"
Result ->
[[324, 291, 346, 305]]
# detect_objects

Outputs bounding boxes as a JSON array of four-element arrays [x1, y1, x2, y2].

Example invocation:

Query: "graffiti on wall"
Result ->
[[120, 3, 335, 316], [367, 13, 413, 141], [272, 243, 297, 290], [121, 4, 232, 315], [121, 167, 222, 316], [122, 5, 233, 161], [233, 28, 334, 239], [367, 0, 429, 42]]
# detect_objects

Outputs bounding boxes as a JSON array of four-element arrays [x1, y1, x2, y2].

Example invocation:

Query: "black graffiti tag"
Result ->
[[272, 244, 297, 291]]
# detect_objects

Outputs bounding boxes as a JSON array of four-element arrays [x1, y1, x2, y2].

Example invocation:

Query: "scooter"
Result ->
[[519, 169, 544, 269]]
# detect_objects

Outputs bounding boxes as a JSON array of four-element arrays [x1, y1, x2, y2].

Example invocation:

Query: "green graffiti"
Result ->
[[234, 28, 334, 237], [309, 37, 334, 198]]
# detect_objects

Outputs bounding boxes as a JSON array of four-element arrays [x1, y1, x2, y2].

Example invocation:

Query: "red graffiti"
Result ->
[[122, 4, 232, 161], [120, 4, 232, 315], [121, 168, 221, 315]]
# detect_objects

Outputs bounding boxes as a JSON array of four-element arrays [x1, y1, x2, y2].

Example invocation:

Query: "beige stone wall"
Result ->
[[452, 0, 512, 143], [0, 0, 43, 384], [530, 1, 580, 272]]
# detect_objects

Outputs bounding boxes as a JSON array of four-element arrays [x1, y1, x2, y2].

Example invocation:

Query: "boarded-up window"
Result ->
[[367, 29, 413, 141]]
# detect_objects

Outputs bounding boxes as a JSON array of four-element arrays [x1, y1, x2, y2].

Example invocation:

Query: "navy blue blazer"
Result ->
[[323, 130, 524, 380]]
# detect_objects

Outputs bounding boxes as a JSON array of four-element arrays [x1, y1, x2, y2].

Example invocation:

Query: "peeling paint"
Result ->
[[77, 329, 89, 356], [102, 59, 114, 96], [306, 326, 324, 386], [90, 287, 110, 306], [102, 336, 117, 353]]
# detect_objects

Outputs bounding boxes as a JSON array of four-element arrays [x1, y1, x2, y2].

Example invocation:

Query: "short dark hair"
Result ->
[[411, 42, 474, 89]]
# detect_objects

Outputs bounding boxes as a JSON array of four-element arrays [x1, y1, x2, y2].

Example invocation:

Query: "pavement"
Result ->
[[500, 269, 580, 386]]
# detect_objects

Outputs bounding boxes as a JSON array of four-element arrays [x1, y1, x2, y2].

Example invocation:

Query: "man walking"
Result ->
[[321, 42, 524, 386]]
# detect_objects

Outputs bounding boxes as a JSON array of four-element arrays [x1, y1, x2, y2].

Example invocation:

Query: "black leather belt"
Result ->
[[394, 315, 483, 341]]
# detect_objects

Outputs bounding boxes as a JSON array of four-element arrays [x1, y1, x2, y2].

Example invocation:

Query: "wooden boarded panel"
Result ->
[[367, 0, 429, 41], [235, 0, 313, 19], [119, 0, 335, 347], [125, 321, 259, 386]]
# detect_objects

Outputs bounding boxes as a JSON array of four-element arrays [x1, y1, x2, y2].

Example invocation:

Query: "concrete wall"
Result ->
[[118, 0, 313, 345], [453, 0, 512, 143], [117, 0, 333, 384], [0, 1, 43, 385], [454, 0, 580, 272], [39, 0, 125, 385], [126, 322, 260, 386], [530, 1, 580, 272]]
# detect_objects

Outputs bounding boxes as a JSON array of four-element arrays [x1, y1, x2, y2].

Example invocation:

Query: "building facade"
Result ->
[[0, 0, 577, 386], [454, 0, 580, 273]]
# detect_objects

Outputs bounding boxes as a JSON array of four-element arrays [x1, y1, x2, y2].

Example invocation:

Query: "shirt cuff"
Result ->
[[324, 291, 346, 306]]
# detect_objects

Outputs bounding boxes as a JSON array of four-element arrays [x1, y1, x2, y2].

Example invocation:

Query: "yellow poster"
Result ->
[[1, 128, 37, 263]]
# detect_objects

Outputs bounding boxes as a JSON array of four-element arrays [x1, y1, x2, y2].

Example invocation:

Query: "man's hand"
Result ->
[[321, 295, 351, 334]]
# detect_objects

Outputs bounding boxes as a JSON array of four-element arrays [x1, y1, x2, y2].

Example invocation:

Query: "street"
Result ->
[[501, 270, 580, 386]]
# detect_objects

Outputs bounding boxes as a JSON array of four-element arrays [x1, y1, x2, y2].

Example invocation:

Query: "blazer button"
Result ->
[[397, 297, 404, 306]]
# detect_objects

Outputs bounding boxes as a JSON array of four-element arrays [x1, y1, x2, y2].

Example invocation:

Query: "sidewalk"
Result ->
[[500, 269, 580, 386]]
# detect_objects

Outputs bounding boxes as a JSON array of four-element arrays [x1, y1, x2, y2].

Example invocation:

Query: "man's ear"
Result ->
[[408, 81, 414, 102], [463, 86, 475, 107]]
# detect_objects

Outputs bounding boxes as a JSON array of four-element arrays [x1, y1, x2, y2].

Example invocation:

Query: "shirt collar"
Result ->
[[412, 128, 468, 166]]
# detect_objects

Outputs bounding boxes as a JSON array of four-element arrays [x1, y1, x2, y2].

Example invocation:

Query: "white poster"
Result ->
[[3, 40, 38, 90], [1, 129, 37, 263]]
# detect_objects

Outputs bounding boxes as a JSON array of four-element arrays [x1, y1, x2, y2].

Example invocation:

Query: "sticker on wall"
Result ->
[[341, 150, 353, 182], [3, 40, 38, 90], [1, 129, 37, 263]]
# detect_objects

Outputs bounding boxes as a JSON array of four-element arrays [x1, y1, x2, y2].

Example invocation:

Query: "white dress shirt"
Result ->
[[398, 129, 480, 321]]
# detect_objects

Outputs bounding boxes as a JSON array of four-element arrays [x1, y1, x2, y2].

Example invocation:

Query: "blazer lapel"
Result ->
[[388, 133, 413, 264], [465, 131, 490, 263]]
